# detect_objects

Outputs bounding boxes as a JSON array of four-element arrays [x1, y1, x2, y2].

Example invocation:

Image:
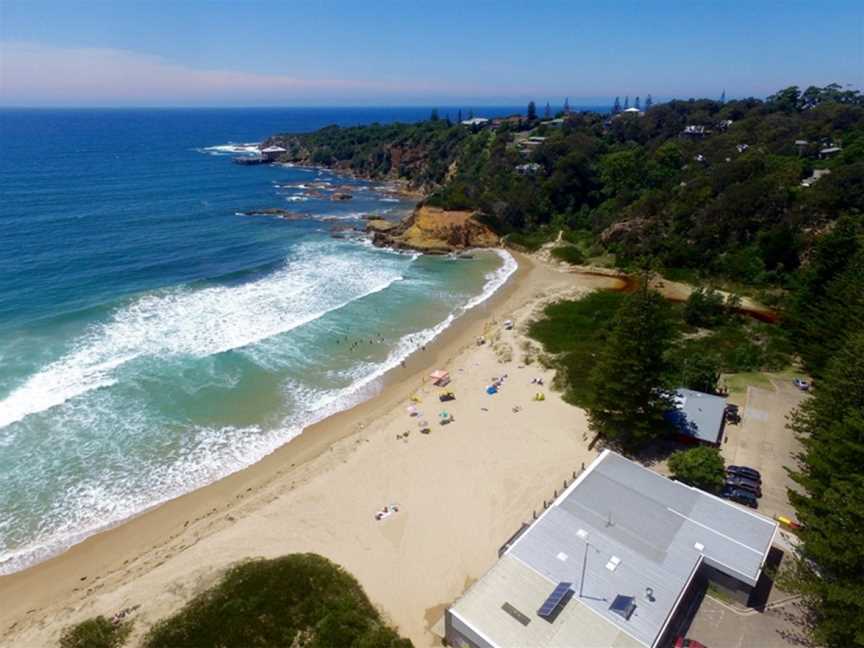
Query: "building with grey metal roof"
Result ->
[[669, 388, 727, 445], [446, 450, 778, 648]]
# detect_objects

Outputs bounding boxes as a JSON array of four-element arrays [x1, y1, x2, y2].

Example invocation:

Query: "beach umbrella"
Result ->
[[406, 405, 418, 416]]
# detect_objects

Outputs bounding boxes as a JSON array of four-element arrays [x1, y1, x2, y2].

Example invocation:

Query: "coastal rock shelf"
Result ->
[[237, 208, 309, 220]]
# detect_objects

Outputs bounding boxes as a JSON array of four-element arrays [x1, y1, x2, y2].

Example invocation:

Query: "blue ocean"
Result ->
[[0, 108, 521, 573]]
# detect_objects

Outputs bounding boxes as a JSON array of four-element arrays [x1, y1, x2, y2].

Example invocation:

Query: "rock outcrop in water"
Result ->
[[366, 205, 499, 254], [238, 208, 309, 219]]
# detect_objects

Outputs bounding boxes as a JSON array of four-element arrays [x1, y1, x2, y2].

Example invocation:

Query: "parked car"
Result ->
[[793, 378, 811, 391], [674, 639, 707, 648], [725, 475, 762, 497], [721, 486, 758, 508], [724, 403, 741, 424], [726, 465, 762, 482]]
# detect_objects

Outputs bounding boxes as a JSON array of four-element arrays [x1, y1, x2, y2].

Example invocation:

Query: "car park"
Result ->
[[720, 486, 758, 508], [726, 465, 761, 482], [725, 475, 762, 497]]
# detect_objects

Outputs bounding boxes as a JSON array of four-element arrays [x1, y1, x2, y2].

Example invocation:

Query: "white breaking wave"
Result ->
[[198, 142, 261, 156], [0, 243, 407, 430], [0, 248, 518, 575]]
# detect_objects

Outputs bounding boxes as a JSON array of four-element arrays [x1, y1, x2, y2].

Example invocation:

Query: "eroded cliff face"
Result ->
[[262, 136, 446, 193], [367, 206, 499, 254]]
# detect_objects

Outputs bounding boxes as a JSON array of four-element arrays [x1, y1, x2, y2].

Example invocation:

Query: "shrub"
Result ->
[[551, 245, 585, 265], [506, 230, 554, 251], [683, 287, 727, 328], [143, 554, 411, 648], [668, 446, 726, 493], [59, 617, 131, 648]]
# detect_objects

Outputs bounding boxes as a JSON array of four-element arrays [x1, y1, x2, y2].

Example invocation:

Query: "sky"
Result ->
[[1, 0, 862, 107]]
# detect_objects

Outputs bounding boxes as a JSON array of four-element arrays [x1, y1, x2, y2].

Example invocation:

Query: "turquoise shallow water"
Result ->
[[0, 109, 516, 573]]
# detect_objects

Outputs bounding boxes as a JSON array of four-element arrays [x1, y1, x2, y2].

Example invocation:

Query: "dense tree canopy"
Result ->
[[271, 85, 864, 287], [788, 333, 864, 648]]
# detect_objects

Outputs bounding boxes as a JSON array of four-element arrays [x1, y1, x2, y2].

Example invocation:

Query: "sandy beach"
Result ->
[[0, 253, 624, 647]]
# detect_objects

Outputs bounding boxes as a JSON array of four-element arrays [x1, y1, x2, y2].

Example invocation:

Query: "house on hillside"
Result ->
[[445, 450, 778, 648], [667, 388, 727, 446], [260, 145, 287, 162], [515, 162, 543, 175], [801, 168, 831, 187], [819, 145, 842, 159], [461, 117, 490, 128], [681, 125, 709, 138], [621, 107, 643, 116], [491, 115, 525, 129]]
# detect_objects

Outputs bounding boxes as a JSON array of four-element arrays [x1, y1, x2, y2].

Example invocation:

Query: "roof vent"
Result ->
[[556, 552, 569, 562], [605, 556, 621, 572], [502, 602, 531, 626], [694, 542, 705, 552], [576, 528, 589, 540]]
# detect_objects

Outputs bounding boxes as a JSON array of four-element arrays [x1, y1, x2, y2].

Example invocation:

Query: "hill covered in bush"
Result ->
[[268, 84, 864, 288]]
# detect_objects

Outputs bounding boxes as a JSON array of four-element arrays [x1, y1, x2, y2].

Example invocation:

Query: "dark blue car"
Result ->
[[721, 486, 758, 508], [726, 465, 762, 482]]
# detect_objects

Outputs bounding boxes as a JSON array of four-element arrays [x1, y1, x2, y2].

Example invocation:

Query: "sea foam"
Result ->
[[0, 248, 517, 575], [0, 241, 405, 431]]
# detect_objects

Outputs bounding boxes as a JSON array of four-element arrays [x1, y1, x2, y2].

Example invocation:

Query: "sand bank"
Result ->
[[0, 253, 621, 647]]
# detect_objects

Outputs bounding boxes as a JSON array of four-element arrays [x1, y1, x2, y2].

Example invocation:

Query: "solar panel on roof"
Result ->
[[537, 582, 572, 618], [609, 594, 636, 620]]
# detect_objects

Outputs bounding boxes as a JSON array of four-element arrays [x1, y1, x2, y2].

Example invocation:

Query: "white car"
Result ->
[[793, 378, 811, 391]]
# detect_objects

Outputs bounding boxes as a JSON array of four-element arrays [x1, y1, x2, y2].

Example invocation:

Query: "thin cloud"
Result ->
[[0, 41, 444, 105]]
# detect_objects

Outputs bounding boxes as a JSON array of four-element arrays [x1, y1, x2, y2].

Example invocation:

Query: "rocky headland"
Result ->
[[365, 205, 499, 254]]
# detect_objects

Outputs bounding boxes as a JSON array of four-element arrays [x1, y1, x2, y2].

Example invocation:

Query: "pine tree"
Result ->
[[527, 101, 537, 121], [635, 96, 641, 110], [545, 101, 551, 119], [613, 97, 621, 114], [563, 97, 571, 115], [720, 89, 726, 103], [624, 95, 630, 110], [430, 108, 439, 122], [586, 278, 675, 449], [788, 220, 864, 377], [787, 332, 864, 647], [645, 94, 653, 110]]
